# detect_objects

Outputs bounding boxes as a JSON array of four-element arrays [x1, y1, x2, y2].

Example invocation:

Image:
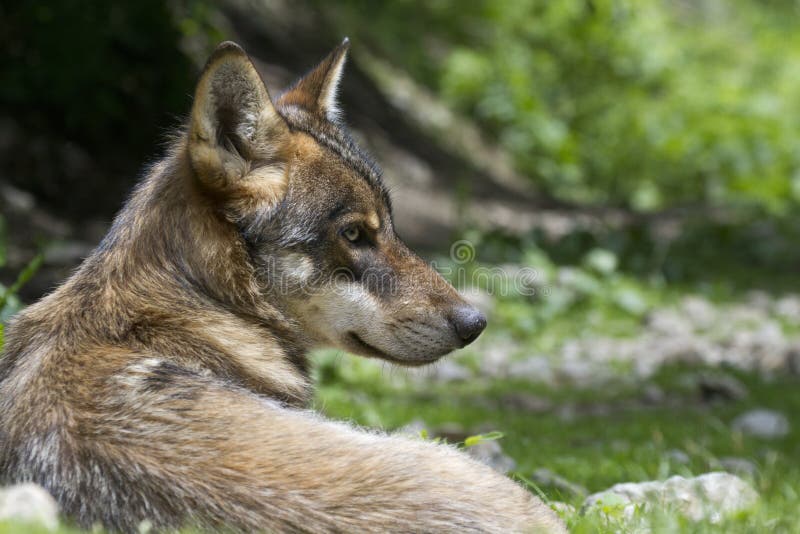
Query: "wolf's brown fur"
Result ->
[[0, 41, 565, 533]]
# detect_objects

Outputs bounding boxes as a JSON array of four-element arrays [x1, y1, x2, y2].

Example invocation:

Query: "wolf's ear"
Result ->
[[188, 41, 288, 191], [279, 38, 350, 122]]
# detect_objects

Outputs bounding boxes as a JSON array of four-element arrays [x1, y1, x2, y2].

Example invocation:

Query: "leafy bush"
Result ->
[[321, 0, 800, 213]]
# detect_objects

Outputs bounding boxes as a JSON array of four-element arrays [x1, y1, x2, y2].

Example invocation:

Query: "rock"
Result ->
[[646, 308, 693, 337], [641, 384, 665, 404], [0, 183, 35, 212], [681, 296, 716, 330], [732, 409, 790, 439], [496, 392, 553, 413], [530, 468, 587, 498], [717, 457, 759, 479], [555, 359, 601, 386], [787, 345, 800, 375], [549, 501, 576, 517], [665, 449, 691, 465], [583, 472, 758, 524], [478, 340, 516, 378], [507, 356, 554, 383], [430, 359, 472, 382], [775, 295, 800, 323], [680, 372, 748, 403], [0, 483, 60, 530], [698, 373, 749, 402], [464, 440, 516, 474], [745, 290, 773, 312]]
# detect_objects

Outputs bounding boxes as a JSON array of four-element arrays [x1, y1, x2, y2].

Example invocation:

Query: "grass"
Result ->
[[314, 353, 800, 533]]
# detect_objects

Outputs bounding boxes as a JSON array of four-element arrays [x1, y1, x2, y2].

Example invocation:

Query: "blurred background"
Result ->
[[1, 1, 799, 531]]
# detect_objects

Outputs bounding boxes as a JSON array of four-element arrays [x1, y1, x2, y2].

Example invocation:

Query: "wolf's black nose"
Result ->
[[450, 306, 487, 346]]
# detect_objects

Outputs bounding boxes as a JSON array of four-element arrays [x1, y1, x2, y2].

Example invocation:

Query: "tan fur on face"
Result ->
[[366, 211, 380, 230]]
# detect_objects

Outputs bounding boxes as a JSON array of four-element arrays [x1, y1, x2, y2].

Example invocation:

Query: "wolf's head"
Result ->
[[186, 40, 485, 365]]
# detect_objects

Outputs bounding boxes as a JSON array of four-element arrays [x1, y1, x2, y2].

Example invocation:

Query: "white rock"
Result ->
[[732, 409, 790, 439], [681, 296, 716, 330], [647, 309, 693, 337], [775, 295, 800, 323], [531, 468, 587, 497], [717, 457, 759, 479], [478, 339, 517, 377], [549, 501, 577, 517], [745, 290, 772, 312], [583, 472, 758, 524], [507, 356, 554, 383], [430, 359, 472, 382], [0, 483, 59, 530], [555, 359, 606, 386], [665, 449, 690, 465]]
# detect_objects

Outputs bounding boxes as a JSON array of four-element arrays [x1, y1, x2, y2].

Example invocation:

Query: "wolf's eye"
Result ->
[[342, 226, 361, 243]]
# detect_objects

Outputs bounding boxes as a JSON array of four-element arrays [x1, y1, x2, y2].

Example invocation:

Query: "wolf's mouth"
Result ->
[[347, 331, 391, 358], [346, 332, 438, 367]]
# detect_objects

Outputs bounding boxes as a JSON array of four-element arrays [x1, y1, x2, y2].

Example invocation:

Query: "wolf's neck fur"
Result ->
[[45, 146, 313, 404]]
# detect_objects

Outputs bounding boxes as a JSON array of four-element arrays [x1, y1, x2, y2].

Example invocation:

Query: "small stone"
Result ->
[[717, 457, 759, 479], [583, 472, 758, 524], [775, 296, 800, 323], [496, 392, 553, 413], [0, 184, 35, 212], [464, 440, 516, 474], [732, 409, 790, 439], [681, 296, 716, 330], [642, 384, 665, 404], [745, 290, 772, 312], [697, 373, 749, 402], [431, 360, 472, 382], [479, 340, 516, 377], [555, 359, 599, 386], [549, 501, 576, 517], [665, 449, 691, 465], [530, 468, 587, 497], [0, 483, 60, 530], [646, 309, 693, 337], [787, 346, 800, 375], [507, 356, 554, 383]]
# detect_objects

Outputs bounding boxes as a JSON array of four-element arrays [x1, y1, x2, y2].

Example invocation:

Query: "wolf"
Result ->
[[0, 40, 565, 533]]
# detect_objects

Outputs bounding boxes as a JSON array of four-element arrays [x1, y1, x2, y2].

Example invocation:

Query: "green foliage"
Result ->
[[320, 0, 800, 213], [0, 220, 41, 335], [463, 430, 504, 448]]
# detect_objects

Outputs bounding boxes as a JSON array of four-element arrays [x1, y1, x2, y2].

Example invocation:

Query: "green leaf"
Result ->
[[0, 253, 43, 312], [464, 431, 505, 447]]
